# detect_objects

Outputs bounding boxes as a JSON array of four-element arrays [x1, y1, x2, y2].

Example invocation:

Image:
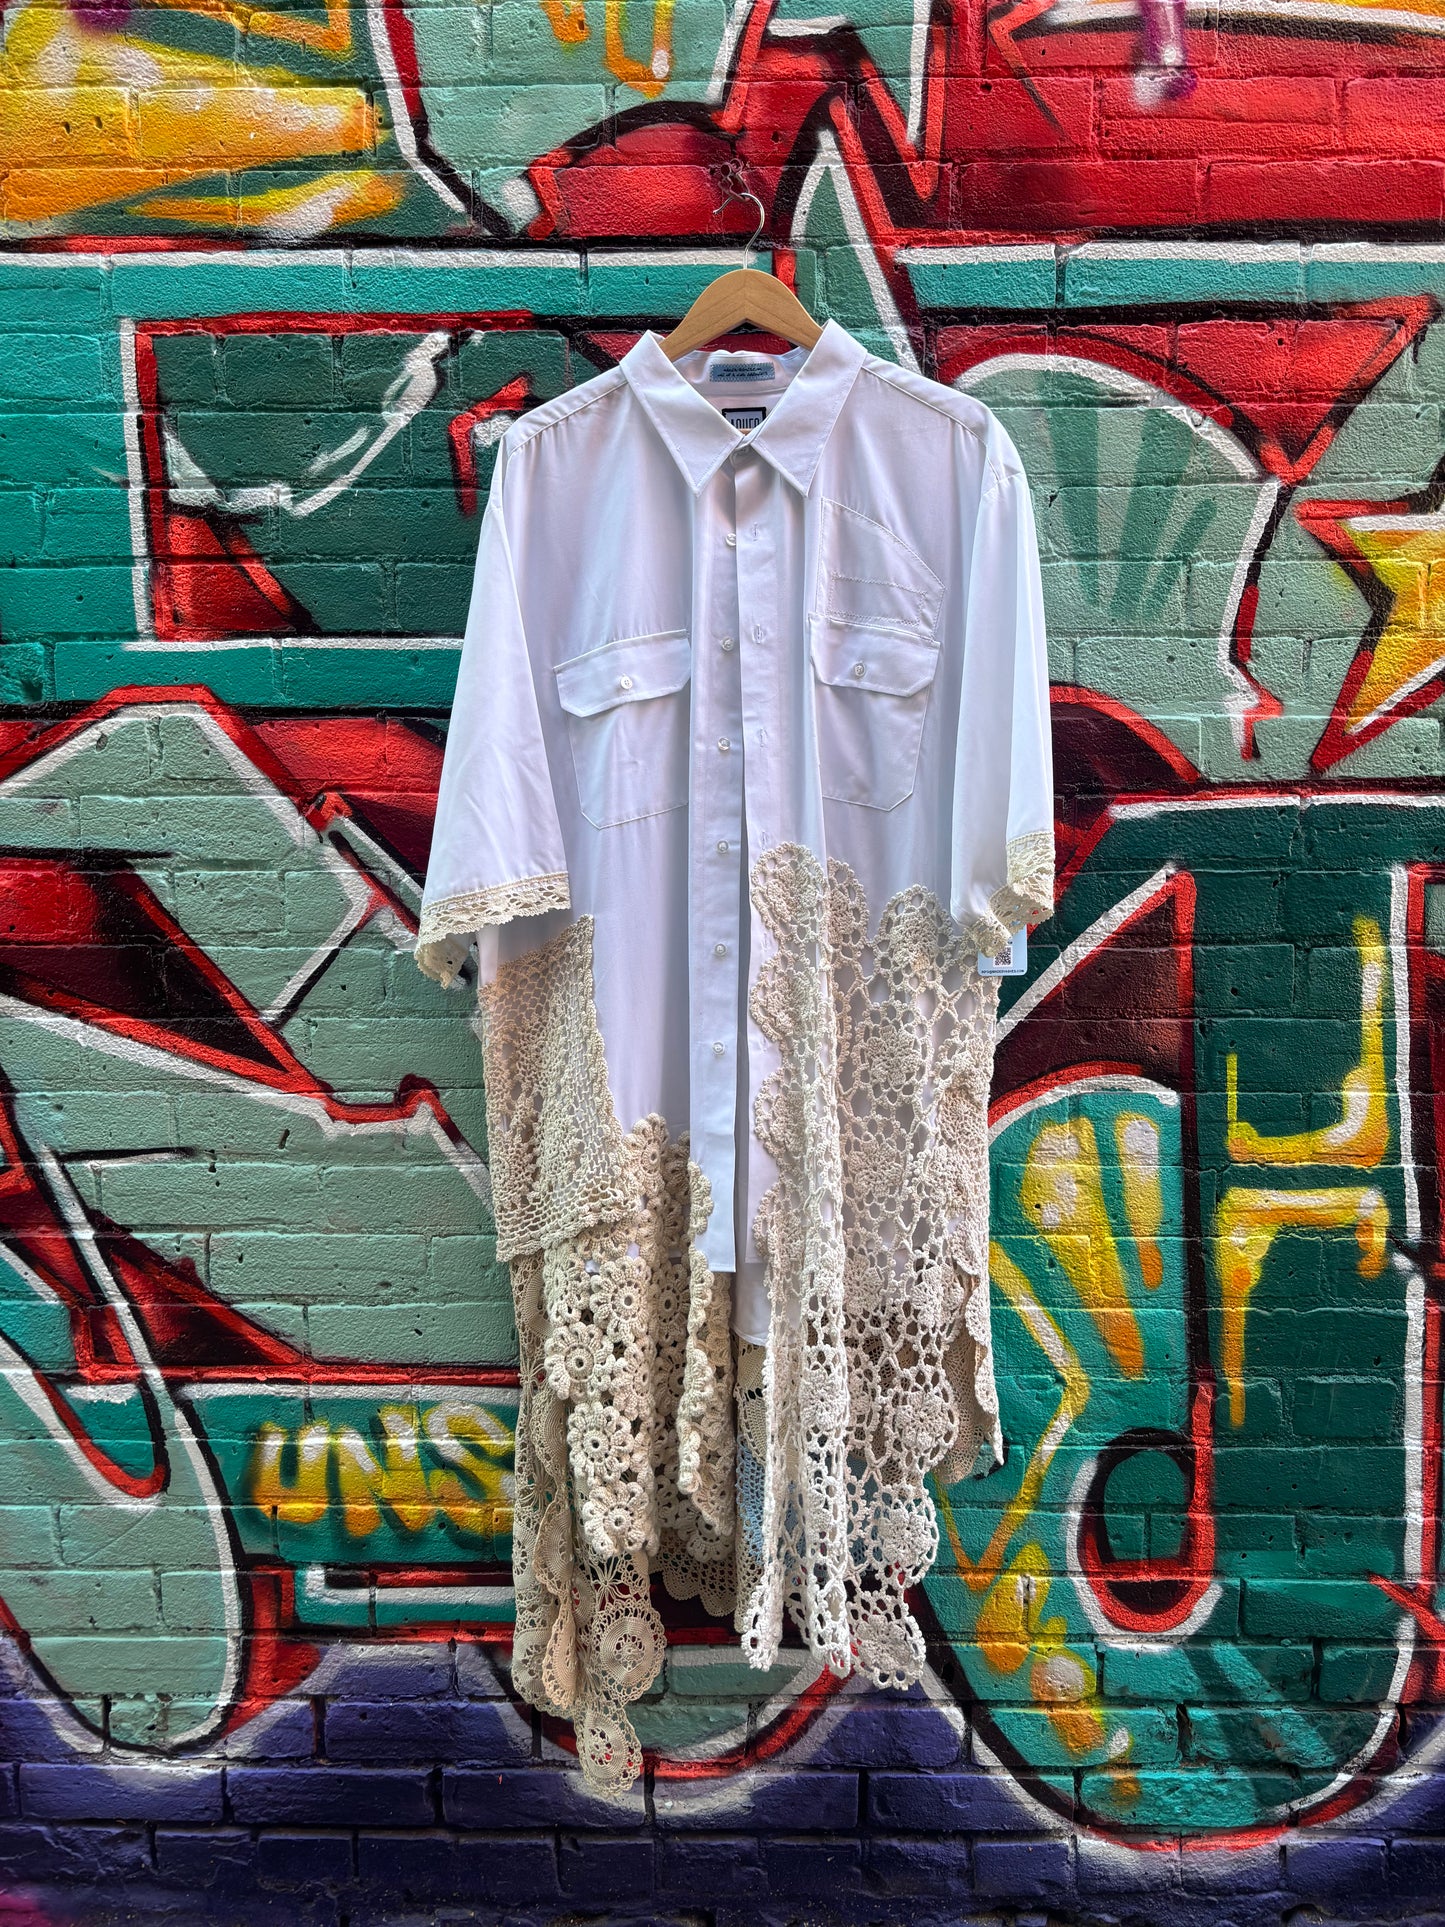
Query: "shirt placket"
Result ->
[[690, 454, 747, 1273], [734, 447, 784, 1280]]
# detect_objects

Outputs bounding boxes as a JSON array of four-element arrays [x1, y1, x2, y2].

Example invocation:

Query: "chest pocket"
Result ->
[[555, 629, 692, 830], [811, 499, 943, 811]]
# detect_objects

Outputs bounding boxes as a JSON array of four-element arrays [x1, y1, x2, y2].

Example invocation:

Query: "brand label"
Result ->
[[722, 406, 768, 432], [711, 360, 776, 383]]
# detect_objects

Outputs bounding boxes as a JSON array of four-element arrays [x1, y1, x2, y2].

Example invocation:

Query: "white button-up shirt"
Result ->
[[417, 318, 1054, 1785]]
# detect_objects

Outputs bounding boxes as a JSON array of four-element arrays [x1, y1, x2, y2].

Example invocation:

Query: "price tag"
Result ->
[[978, 927, 1028, 977]]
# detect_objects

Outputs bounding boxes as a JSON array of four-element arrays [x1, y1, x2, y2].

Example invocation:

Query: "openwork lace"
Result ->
[[483, 920, 733, 1792], [741, 843, 1005, 1690], [961, 829, 1056, 960], [414, 873, 570, 986]]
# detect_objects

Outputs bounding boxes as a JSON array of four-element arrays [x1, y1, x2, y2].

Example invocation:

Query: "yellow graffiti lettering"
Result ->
[[541, 0, 590, 41], [1021, 1116, 1144, 1378], [247, 1402, 514, 1542], [937, 1244, 1090, 1595], [1115, 1111, 1165, 1290], [0, 7, 376, 224], [335, 1406, 435, 1537], [978, 1543, 1125, 1768], [248, 1421, 331, 1526], [1215, 1185, 1390, 1428], [605, 0, 676, 95], [425, 1400, 514, 1539], [1226, 916, 1389, 1169]]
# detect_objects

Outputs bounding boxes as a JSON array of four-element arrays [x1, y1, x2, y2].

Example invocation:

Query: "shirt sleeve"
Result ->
[[415, 439, 570, 987], [949, 455, 1055, 958]]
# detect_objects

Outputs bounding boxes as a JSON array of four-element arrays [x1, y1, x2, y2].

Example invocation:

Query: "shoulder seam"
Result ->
[[857, 360, 1012, 493], [508, 367, 627, 453]]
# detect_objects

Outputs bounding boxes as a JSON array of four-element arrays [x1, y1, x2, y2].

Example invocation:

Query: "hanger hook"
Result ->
[[716, 172, 767, 270]]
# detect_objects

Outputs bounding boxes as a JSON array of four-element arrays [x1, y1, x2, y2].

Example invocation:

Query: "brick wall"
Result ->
[[1, 1, 1444, 1922]]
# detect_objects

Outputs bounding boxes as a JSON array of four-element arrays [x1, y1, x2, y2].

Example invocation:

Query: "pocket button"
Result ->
[[851, 662, 866, 679], [619, 675, 634, 690]]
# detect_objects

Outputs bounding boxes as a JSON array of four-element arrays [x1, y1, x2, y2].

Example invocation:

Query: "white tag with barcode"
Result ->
[[978, 927, 1027, 976]]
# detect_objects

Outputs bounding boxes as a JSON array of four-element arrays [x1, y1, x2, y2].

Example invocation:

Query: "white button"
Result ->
[[619, 675, 634, 690], [717, 737, 731, 752], [714, 942, 727, 958], [720, 637, 735, 653], [712, 1041, 725, 1056], [851, 662, 866, 679], [725, 533, 737, 548], [753, 624, 765, 640], [716, 839, 729, 854]]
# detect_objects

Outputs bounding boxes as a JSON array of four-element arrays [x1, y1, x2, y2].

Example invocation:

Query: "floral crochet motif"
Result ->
[[741, 843, 1004, 1689], [483, 921, 733, 1792]]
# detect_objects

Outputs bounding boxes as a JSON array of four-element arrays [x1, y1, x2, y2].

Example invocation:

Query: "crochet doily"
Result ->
[[740, 842, 1004, 1689]]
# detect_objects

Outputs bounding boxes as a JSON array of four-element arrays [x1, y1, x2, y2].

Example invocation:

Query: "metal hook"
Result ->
[[716, 174, 766, 269]]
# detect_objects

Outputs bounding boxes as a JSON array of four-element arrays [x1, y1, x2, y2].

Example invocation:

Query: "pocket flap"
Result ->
[[555, 631, 692, 718], [810, 617, 940, 698]]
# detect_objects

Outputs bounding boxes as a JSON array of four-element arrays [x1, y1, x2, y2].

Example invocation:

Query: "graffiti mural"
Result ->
[[5, 0, 1445, 1908]]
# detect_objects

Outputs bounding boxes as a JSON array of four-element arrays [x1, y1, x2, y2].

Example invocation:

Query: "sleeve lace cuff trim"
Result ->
[[414, 872, 571, 985], [958, 830, 1056, 959]]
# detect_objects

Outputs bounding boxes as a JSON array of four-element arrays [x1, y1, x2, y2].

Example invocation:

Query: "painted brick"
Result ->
[[557, 1832, 656, 1900], [324, 1697, 529, 1764], [227, 1769, 434, 1827], [972, 1837, 1074, 1901], [442, 1767, 647, 1830], [255, 1830, 354, 1887], [868, 1772, 1041, 1832], [19, 1763, 223, 1822]]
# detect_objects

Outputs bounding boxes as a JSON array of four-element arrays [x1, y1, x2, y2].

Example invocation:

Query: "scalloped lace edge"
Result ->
[[414, 873, 571, 985]]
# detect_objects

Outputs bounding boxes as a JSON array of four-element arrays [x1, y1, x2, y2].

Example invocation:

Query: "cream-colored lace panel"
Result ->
[[483, 922, 734, 1793], [414, 873, 570, 987], [742, 842, 1004, 1690], [479, 918, 634, 1263], [959, 828, 1056, 960]]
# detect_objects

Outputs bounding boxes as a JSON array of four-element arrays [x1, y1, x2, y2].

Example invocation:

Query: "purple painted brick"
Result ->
[[656, 1832, 767, 1901], [255, 1829, 354, 1887], [759, 1835, 864, 1894], [326, 1696, 529, 1765], [443, 1766, 644, 1830], [1285, 1834, 1388, 1895], [868, 1770, 1036, 1832], [972, 1836, 1074, 1902], [804, 1696, 966, 1771], [745, 1770, 861, 1831], [454, 1830, 561, 1904], [558, 1831, 655, 1900], [355, 1829, 461, 1897], [228, 1767, 433, 1826], [866, 1835, 972, 1894], [155, 1826, 256, 1888], [1392, 1835, 1445, 1893], [0, 1822, 152, 1882], [20, 1761, 223, 1823]]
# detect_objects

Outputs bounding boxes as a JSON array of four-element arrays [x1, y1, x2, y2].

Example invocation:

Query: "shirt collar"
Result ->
[[621, 319, 867, 495]]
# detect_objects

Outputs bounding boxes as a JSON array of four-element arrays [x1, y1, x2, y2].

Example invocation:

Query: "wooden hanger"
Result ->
[[661, 266, 824, 363]]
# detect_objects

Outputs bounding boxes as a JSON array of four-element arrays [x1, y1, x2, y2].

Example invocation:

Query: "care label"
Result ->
[[722, 406, 768, 432], [710, 360, 776, 383], [978, 927, 1028, 976]]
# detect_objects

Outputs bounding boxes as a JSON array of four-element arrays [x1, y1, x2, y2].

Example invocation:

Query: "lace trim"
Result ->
[[414, 874, 570, 986], [486, 927, 733, 1792], [740, 842, 1002, 1690], [960, 829, 1056, 959], [479, 918, 633, 1263]]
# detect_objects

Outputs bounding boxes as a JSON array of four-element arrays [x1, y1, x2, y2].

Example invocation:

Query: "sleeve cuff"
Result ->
[[414, 871, 570, 986], [957, 831, 1055, 960]]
